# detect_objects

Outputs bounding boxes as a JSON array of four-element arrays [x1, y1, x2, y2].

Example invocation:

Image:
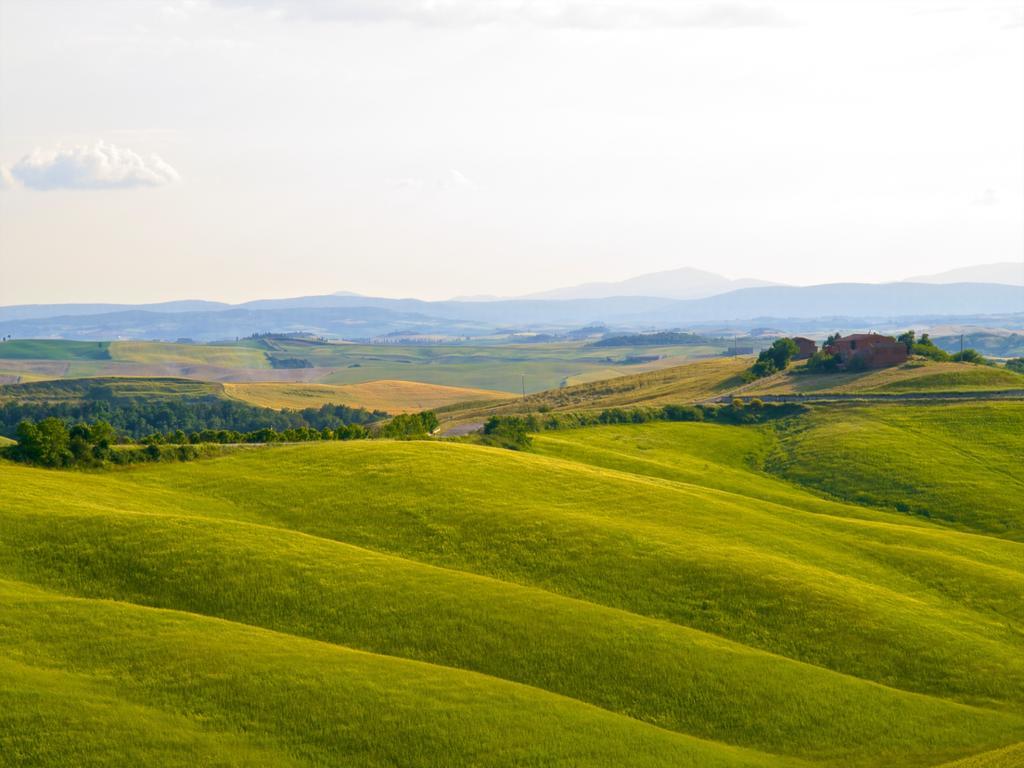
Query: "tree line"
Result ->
[[5, 409, 441, 469], [591, 332, 711, 347], [480, 399, 806, 450], [0, 399, 385, 440]]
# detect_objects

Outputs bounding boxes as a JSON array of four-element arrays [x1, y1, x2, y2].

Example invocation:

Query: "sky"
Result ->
[[0, 0, 1022, 304]]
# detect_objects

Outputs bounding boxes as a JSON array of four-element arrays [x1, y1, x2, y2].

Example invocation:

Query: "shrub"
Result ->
[[12, 418, 73, 467], [908, 333, 951, 361], [951, 349, 991, 366], [846, 355, 869, 372], [661, 404, 702, 422], [749, 338, 798, 379], [805, 351, 839, 372], [1006, 358, 1024, 374], [380, 412, 439, 439], [481, 416, 533, 450]]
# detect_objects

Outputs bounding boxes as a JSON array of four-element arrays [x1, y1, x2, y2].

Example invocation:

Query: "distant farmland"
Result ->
[[0, 337, 731, 391], [224, 380, 515, 414]]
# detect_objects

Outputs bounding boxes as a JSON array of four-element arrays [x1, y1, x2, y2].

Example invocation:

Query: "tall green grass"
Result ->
[[765, 403, 1024, 539], [2, 581, 775, 768], [0, 402, 1021, 766]]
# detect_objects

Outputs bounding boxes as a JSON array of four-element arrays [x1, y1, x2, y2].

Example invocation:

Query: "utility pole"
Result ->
[[522, 374, 526, 400], [960, 334, 964, 357]]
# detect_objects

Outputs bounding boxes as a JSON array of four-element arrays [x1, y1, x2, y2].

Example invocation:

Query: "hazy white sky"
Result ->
[[1, 0, 1022, 304]]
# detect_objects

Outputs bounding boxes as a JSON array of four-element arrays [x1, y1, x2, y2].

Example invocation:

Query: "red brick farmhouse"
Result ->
[[791, 337, 818, 360], [825, 333, 908, 370]]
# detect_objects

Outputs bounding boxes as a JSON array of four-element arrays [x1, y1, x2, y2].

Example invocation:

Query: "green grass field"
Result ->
[[0, 339, 111, 361], [1, 401, 1022, 766], [765, 403, 1024, 540]]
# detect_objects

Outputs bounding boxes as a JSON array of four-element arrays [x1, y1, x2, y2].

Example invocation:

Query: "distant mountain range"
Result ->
[[1, 281, 1021, 342], [519, 267, 777, 301], [902, 262, 1024, 286], [452, 262, 1022, 302]]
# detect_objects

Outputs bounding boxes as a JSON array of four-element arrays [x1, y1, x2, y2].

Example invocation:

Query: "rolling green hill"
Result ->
[[1, 401, 1022, 766], [739, 360, 1024, 396], [765, 403, 1024, 540]]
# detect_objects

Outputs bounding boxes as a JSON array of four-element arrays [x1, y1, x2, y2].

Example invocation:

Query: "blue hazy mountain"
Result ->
[[1, 282, 1021, 341]]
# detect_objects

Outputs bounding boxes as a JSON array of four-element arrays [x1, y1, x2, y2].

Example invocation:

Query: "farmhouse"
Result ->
[[825, 333, 907, 370], [791, 337, 817, 360]]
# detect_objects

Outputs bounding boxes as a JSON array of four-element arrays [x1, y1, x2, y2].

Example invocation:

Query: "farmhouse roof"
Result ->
[[839, 333, 895, 342]]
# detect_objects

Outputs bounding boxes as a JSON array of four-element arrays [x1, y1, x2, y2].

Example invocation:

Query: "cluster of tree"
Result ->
[[3, 409, 440, 468], [5, 418, 210, 468], [748, 338, 799, 379], [897, 331, 946, 360], [614, 355, 662, 366], [933, 332, 1024, 358], [804, 350, 839, 372], [0, 399, 385, 441], [896, 331, 991, 365], [267, 356, 314, 369], [379, 412, 439, 439], [1006, 358, 1024, 374], [482, 416, 533, 450], [591, 332, 709, 347], [140, 423, 371, 446], [477, 400, 806, 449]]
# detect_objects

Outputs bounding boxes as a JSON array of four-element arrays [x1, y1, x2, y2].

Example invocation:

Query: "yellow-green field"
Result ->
[[108, 341, 271, 369], [224, 380, 514, 413], [740, 360, 1024, 395], [936, 742, 1024, 768], [1, 401, 1021, 766]]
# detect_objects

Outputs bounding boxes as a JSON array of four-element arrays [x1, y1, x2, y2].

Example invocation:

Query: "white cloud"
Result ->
[[439, 169, 475, 189], [972, 188, 998, 206], [10, 141, 181, 191], [390, 169, 477, 191], [0, 166, 14, 191], [212, 1, 792, 29]]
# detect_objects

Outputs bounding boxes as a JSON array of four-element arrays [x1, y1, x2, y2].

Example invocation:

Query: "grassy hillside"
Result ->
[[224, 380, 513, 413], [438, 356, 751, 427], [741, 360, 1024, 396], [0, 582, 771, 768], [1, 404, 1022, 766], [765, 403, 1024, 540]]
